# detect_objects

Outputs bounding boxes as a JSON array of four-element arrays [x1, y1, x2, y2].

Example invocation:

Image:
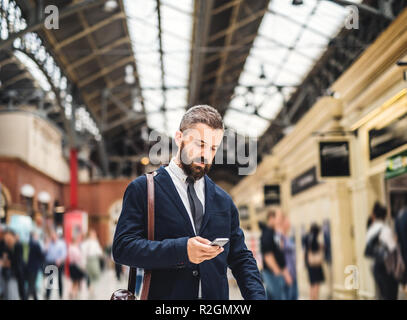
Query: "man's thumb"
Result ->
[[195, 236, 210, 245]]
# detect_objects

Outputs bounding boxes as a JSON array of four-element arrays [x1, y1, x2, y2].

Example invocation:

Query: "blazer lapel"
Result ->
[[154, 166, 195, 236], [199, 174, 215, 235]]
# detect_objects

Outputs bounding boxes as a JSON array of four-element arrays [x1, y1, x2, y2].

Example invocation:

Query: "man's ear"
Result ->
[[174, 130, 183, 147]]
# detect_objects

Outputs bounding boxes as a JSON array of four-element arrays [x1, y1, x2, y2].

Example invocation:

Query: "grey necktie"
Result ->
[[186, 176, 204, 235]]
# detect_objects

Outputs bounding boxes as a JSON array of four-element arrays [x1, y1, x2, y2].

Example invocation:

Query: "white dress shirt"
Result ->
[[165, 157, 205, 235], [165, 157, 205, 298]]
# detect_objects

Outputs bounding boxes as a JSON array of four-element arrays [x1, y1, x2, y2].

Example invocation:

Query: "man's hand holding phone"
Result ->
[[187, 236, 224, 264]]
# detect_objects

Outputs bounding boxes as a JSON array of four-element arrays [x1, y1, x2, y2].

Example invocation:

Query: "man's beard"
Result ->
[[179, 142, 212, 181]]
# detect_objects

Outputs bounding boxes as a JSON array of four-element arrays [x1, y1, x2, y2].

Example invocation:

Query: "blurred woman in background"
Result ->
[[305, 223, 325, 300], [68, 235, 86, 300], [81, 229, 103, 298]]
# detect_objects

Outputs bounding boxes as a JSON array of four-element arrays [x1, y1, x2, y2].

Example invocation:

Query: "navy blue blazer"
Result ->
[[112, 166, 266, 300]]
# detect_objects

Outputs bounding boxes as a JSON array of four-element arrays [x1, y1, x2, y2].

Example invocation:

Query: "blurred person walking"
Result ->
[[395, 201, 407, 288], [260, 209, 292, 300], [44, 230, 67, 300], [2, 229, 26, 300], [365, 202, 398, 299], [26, 231, 44, 300], [304, 223, 325, 300], [68, 235, 86, 300], [281, 216, 298, 300], [81, 229, 103, 298]]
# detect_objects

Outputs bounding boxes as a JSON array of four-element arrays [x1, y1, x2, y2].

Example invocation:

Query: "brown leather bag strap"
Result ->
[[140, 172, 155, 300]]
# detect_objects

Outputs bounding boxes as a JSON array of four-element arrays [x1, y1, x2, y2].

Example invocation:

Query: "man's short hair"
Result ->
[[179, 105, 224, 132]]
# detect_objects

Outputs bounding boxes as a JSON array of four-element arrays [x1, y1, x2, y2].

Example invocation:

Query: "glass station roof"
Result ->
[[124, 0, 362, 138], [224, 0, 363, 137], [124, 0, 193, 136]]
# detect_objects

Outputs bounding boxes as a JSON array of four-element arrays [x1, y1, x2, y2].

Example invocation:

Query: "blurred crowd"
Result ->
[[259, 201, 407, 300], [0, 224, 105, 300], [1, 203, 406, 300], [365, 202, 407, 300]]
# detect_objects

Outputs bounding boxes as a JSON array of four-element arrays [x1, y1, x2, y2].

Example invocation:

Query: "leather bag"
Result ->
[[110, 172, 155, 300]]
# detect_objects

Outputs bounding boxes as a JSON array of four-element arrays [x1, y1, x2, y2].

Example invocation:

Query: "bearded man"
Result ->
[[113, 105, 265, 300]]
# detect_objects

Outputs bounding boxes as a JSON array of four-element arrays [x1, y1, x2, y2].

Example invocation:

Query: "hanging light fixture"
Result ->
[[104, 0, 118, 12], [125, 64, 135, 84], [20, 184, 35, 198], [38, 191, 51, 203]]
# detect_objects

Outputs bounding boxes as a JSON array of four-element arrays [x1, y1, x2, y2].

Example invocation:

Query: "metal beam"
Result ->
[[210, 0, 243, 106], [327, 0, 394, 19], [77, 56, 134, 88], [188, 0, 214, 105], [156, 0, 167, 132], [98, 90, 132, 119], [97, 138, 110, 176], [84, 77, 127, 101], [107, 91, 141, 117], [66, 37, 130, 72], [54, 11, 125, 51], [0, 57, 17, 68], [212, 0, 243, 15], [76, 8, 132, 136], [1, 71, 31, 87], [204, 30, 259, 65], [267, 8, 330, 40], [116, 0, 146, 137], [13, 48, 74, 143], [40, 19, 105, 145], [0, 0, 108, 50], [287, 85, 310, 121], [102, 113, 145, 132], [208, 6, 267, 43]]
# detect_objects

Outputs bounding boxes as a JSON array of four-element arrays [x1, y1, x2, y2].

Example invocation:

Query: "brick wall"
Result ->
[[0, 157, 133, 247]]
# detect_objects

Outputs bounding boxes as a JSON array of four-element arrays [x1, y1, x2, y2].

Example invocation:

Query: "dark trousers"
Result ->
[[115, 263, 122, 281], [373, 262, 399, 300], [285, 278, 298, 300], [45, 264, 64, 299], [27, 271, 38, 300]]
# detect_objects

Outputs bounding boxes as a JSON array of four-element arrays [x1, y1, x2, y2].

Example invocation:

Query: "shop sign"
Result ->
[[264, 185, 280, 205], [319, 141, 351, 177], [369, 112, 407, 160], [385, 149, 407, 179], [291, 166, 319, 196], [238, 205, 249, 220]]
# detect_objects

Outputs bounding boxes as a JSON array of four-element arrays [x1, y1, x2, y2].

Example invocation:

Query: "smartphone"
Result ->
[[209, 238, 229, 247]]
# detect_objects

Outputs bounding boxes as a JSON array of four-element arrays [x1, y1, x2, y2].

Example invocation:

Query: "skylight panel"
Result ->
[[226, 0, 361, 138], [125, 0, 193, 137], [257, 91, 284, 120], [270, 0, 316, 24], [166, 88, 188, 109]]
